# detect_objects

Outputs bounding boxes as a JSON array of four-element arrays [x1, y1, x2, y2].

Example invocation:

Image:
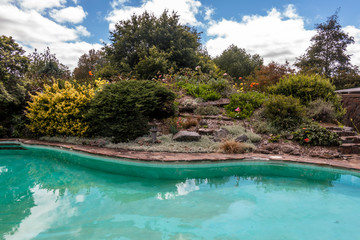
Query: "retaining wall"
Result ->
[[340, 94, 360, 132]]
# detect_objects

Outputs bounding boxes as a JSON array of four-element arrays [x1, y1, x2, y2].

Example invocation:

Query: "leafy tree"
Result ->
[[0, 35, 29, 136], [73, 49, 105, 82], [26, 47, 70, 91], [214, 45, 263, 79], [104, 10, 201, 79], [295, 11, 356, 83], [246, 61, 294, 92]]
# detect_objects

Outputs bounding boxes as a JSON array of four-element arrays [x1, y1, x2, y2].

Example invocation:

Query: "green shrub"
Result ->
[[268, 74, 337, 105], [268, 74, 345, 118], [293, 123, 341, 146], [225, 92, 265, 119], [306, 99, 337, 123], [87, 80, 176, 142], [263, 95, 306, 131], [179, 83, 221, 101], [194, 106, 221, 115]]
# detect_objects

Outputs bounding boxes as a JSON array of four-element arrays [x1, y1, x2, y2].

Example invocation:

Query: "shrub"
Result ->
[[87, 80, 176, 142], [179, 82, 221, 101], [268, 74, 344, 117], [293, 123, 341, 146], [194, 106, 221, 115], [182, 117, 198, 129], [219, 140, 255, 154], [225, 91, 265, 119], [263, 95, 306, 131], [306, 99, 337, 123], [26, 79, 107, 136]]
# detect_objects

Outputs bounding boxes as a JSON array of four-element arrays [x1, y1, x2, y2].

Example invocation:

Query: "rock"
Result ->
[[197, 128, 215, 135], [281, 145, 295, 154], [173, 131, 201, 142], [292, 150, 301, 156], [213, 128, 229, 142], [198, 119, 207, 126], [235, 134, 249, 142]]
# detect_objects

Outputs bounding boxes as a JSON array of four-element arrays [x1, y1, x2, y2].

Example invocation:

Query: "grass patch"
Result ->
[[221, 125, 262, 143]]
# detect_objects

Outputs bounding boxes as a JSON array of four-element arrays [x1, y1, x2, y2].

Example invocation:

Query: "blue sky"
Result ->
[[1, 0, 359, 70]]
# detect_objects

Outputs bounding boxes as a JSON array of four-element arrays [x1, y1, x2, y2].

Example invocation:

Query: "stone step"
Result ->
[[339, 143, 360, 154], [332, 130, 357, 137], [325, 126, 354, 132], [341, 136, 360, 144]]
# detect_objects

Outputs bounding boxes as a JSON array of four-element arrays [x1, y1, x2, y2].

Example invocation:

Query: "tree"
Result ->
[[0, 35, 29, 136], [295, 11, 355, 79], [26, 47, 70, 91], [73, 49, 105, 82], [104, 10, 201, 79], [214, 45, 263, 79]]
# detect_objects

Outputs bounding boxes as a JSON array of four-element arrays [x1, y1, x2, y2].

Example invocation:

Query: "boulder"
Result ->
[[213, 128, 229, 142], [173, 131, 201, 142], [235, 134, 249, 142]]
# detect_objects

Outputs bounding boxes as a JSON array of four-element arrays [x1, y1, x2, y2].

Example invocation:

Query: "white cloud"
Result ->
[[205, 5, 360, 68], [0, 1, 100, 70], [205, 6, 315, 65], [344, 25, 360, 68], [19, 0, 66, 12], [50, 6, 87, 24], [106, 0, 202, 30], [204, 7, 214, 21]]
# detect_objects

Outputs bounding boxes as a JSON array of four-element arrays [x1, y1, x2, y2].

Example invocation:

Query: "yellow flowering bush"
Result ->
[[26, 78, 107, 136]]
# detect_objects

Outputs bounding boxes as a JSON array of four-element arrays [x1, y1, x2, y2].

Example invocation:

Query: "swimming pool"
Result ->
[[1, 142, 360, 239]]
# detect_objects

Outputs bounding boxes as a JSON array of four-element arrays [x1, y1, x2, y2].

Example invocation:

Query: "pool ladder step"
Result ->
[[0, 143, 26, 150]]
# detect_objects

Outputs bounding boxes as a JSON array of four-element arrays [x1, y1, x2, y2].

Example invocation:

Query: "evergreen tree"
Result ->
[[295, 11, 355, 79]]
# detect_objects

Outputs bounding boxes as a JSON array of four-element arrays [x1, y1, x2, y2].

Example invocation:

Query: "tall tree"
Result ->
[[214, 45, 263, 79], [295, 11, 355, 78], [104, 10, 201, 79], [73, 49, 104, 82], [26, 47, 70, 91], [0, 35, 29, 136]]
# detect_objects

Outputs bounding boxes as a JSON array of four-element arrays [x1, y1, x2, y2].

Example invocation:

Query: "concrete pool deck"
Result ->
[[2, 138, 360, 171]]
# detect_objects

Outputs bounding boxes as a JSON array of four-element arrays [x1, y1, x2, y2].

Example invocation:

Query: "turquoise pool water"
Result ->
[[1, 143, 360, 240]]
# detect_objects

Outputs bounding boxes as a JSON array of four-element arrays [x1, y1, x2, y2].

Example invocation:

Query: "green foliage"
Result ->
[[268, 74, 344, 118], [214, 44, 263, 79], [0, 35, 29, 136], [73, 49, 105, 83], [225, 92, 265, 119], [263, 95, 306, 131], [306, 99, 338, 123], [26, 79, 107, 137], [295, 11, 355, 79], [104, 10, 201, 79], [194, 106, 221, 115], [87, 80, 176, 142], [179, 83, 221, 101], [26, 47, 70, 91], [293, 123, 341, 146]]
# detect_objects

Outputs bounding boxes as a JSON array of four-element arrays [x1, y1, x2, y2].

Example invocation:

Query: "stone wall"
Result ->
[[340, 94, 360, 132]]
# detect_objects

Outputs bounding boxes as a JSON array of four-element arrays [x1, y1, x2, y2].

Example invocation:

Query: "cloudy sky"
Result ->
[[1, 0, 360, 70]]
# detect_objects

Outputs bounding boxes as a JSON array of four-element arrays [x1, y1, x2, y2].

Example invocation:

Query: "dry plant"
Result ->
[[219, 140, 255, 154]]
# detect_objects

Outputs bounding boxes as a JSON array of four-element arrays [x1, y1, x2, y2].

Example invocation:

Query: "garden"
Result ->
[[1, 11, 360, 159]]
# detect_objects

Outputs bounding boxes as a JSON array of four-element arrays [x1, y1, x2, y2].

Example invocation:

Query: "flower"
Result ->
[[235, 107, 241, 112], [239, 77, 242, 80], [89, 71, 93, 76], [304, 138, 310, 143], [223, 73, 228, 76]]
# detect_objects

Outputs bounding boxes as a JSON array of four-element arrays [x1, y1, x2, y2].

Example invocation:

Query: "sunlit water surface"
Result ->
[[1, 143, 360, 240]]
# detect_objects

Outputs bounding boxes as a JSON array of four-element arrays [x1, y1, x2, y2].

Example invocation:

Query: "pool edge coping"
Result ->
[[1, 138, 360, 171]]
